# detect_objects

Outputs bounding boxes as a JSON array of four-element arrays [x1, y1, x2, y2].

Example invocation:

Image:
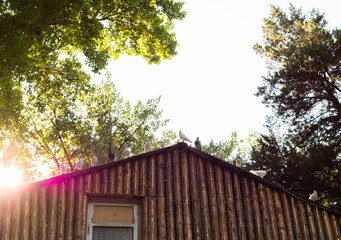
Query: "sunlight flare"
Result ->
[[0, 165, 23, 189]]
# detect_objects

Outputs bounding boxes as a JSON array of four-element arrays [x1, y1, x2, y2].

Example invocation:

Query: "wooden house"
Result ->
[[0, 142, 340, 239]]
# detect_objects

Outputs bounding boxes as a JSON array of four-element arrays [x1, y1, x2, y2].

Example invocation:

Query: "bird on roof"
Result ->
[[157, 140, 165, 148], [309, 190, 317, 201], [179, 130, 192, 143], [195, 137, 202, 150], [219, 150, 225, 160], [123, 146, 131, 158], [236, 157, 242, 168], [60, 163, 67, 174], [249, 170, 267, 178], [108, 149, 115, 162], [144, 139, 152, 153], [75, 157, 83, 170], [91, 155, 98, 166]]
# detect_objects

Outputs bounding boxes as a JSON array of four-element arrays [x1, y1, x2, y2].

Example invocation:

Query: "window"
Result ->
[[87, 201, 139, 240]]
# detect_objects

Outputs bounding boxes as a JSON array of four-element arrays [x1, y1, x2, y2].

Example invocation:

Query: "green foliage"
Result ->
[[0, 72, 175, 180], [250, 127, 341, 212], [254, 4, 340, 144], [0, 0, 186, 130], [253, 5, 341, 212], [202, 131, 257, 165]]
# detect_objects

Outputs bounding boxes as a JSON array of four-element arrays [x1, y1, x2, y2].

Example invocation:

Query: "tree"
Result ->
[[0, 0, 186, 129], [253, 5, 341, 211], [254, 4, 340, 144], [1, 71, 176, 180], [250, 126, 341, 212], [202, 131, 257, 166]]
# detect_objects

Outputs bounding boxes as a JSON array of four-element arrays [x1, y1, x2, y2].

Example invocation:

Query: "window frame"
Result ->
[[87, 201, 140, 240]]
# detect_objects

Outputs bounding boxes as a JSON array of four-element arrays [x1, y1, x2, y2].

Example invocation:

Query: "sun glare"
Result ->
[[0, 165, 23, 189]]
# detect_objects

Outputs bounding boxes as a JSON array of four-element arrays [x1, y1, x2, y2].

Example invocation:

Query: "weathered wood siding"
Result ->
[[1, 143, 341, 240]]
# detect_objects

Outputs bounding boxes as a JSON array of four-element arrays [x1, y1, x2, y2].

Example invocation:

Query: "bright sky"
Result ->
[[96, 0, 341, 144]]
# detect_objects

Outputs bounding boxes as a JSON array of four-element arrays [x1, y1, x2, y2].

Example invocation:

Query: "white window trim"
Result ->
[[87, 201, 139, 240]]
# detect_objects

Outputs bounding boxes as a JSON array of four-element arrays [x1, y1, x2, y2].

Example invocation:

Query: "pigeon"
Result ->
[[157, 140, 165, 148], [123, 146, 131, 158], [195, 137, 202, 150], [144, 139, 152, 153], [249, 170, 267, 178], [235, 158, 242, 168], [108, 149, 115, 161], [75, 157, 83, 170], [60, 163, 67, 174], [179, 130, 192, 143], [219, 150, 225, 160], [309, 190, 317, 201], [91, 155, 98, 167]]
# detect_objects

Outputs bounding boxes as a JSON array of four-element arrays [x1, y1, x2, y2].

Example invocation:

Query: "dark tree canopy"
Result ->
[[0, 0, 186, 128], [252, 5, 341, 212], [254, 5, 340, 144], [0, 0, 184, 181]]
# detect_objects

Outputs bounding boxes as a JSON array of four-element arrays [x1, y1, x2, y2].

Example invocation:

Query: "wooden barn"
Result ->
[[0, 142, 340, 240]]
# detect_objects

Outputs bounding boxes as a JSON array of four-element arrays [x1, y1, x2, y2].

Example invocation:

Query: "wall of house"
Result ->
[[0, 146, 341, 240]]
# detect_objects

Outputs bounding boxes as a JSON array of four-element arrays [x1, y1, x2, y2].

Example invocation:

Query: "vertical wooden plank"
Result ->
[[81, 174, 92, 240], [313, 207, 326, 240], [148, 156, 156, 197], [101, 169, 109, 194], [206, 162, 220, 240], [214, 165, 228, 240], [165, 152, 176, 240], [92, 171, 101, 194], [224, 169, 238, 240], [147, 197, 157, 240], [305, 203, 318, 240], [11, 193, 22, 240], [329, 215, 341, 240], [198, 158, 213, 240], [141, 197, 148, 240], [288, 197, 303, 240], [47, 184, 58, 240], [189, 154, 202, 240], [124, 162, 132, 195], [109, 167, 116, 194], [273, 191, 287, 239], [157, 154, 167, 240], [180, 150, 193, 240], [281, 193, 295, 240], [2, 197, 11, 240], [116, 165, 124, 194], [265, 187, 279, 239], [22, 191, 30, 240], [257, 183, 272, 240], [74, 176, 85, 239], [296, 200, 310, 240], [241, 177, 255, 240], [39, 186, 48, 240], [233, 172, 247, 240], [249, 180, 264, 240], [57, 181, 66, 240], [157, 197, 167, 240], [139, 158, 147, 196], [30, 189, 39, 240], [132, 161, 140, 195], [173, 149, 184, 240], [65, 178, 75, 240], [0, 196, 2, 235], [321, 211, 334, 240]]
